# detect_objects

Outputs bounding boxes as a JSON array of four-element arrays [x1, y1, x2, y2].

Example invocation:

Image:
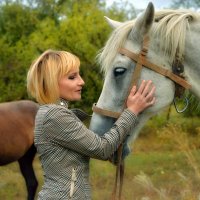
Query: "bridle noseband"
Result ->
[[92, 36, 192, 200]]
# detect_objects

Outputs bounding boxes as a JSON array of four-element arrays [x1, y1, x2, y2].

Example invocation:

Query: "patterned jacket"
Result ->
[[34, 99, 138, 200]]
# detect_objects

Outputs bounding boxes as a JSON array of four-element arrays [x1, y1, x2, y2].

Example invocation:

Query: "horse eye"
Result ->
[[114, 67, 126, 77]]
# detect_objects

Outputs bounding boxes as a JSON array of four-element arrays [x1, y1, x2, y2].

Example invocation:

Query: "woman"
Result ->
[[27, 50, 156, 200]]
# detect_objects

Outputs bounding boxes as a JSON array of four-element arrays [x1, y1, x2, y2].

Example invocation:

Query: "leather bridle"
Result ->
[[92, 36, 192, 200], [93, 36, 191, 119]]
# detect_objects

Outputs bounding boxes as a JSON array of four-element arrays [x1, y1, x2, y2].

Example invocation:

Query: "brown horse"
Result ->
[[0, 100, 39, 200]]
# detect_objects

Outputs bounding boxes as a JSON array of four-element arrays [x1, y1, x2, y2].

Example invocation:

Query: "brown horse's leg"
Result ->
[[18, 144, 38, 200]]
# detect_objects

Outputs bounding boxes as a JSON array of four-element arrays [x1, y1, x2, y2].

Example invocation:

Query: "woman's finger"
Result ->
[[148, 97, 156, 105], [130, 85, 137, 95], [142, 80, 153, 97], [137, 80, 146, 94], [145, 86, 156, 101]]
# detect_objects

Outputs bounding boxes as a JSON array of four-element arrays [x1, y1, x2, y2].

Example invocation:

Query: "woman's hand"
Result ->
[[126, 80, 156, 115]]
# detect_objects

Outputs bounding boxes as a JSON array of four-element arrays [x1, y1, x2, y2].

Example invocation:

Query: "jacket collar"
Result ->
[[57, 98, 68, 108]]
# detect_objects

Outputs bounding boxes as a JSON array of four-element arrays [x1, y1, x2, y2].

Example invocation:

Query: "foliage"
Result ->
[[183, 93, 200, 117], [0, 0, 134, 112], [0, 0, 199, 116], [0, 2, 39, 102], [171, 0, 200, 9]]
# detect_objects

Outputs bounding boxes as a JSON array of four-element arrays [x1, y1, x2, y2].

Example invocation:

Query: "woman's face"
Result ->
[[58, 69, 85, 101]]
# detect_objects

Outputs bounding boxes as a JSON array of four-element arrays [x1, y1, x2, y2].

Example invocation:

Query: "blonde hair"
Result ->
[[27, 50, 80, 104]]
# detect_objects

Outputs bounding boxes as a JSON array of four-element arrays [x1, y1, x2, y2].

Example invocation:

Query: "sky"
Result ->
[[106, 0, 174, 10]]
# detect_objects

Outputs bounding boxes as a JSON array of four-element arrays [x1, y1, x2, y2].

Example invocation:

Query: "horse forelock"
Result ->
[[98, 9, 200, 73], [97, 20, 135, 75]]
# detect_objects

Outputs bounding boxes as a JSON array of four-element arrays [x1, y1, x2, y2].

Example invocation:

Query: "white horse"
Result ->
[[90, 2, 200, 160]]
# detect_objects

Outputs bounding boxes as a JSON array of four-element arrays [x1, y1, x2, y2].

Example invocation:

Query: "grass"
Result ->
[[91, 150, 200, 200], [0, 149, 200, 199], [0, 108, 200, 199]]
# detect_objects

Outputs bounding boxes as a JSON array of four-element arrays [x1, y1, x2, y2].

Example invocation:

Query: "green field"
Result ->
[[0, 110, 200, 200], [0, 149, 200, 200]]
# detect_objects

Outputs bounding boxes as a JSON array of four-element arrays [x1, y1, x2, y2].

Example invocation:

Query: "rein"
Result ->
[[92, 36, 191, 200]]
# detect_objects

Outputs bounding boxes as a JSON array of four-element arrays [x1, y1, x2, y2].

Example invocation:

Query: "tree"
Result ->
[[171, 0, 200, 9], [0, 2, 39, 101], [0, 0, 135, 112]]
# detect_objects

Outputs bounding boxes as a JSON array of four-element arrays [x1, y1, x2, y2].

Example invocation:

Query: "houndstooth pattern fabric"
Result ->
[[34, 99, 138, 200], [70, 108, 91, 121]]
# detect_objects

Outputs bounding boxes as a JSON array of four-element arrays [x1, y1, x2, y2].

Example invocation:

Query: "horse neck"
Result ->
[[184, 24, 200, 99], [148, 23, 200, 100]]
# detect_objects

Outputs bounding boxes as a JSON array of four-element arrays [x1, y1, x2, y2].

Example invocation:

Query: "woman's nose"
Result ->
[[79, 76, 85, 86]]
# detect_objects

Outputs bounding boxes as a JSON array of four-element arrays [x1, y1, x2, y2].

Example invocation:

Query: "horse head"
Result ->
[[90, 2, 200, 159]]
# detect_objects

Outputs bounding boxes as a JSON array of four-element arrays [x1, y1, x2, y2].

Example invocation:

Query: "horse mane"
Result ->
[[153, 10, 199, 62], [98, 9, 200, 74]]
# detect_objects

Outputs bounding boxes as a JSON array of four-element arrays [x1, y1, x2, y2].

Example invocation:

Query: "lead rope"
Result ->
[[111, 143, 123, 200], [111, 36, 149, 200]]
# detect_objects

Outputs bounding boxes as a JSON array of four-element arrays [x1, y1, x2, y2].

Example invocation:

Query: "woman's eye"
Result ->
[[114, 67, 126, 77], [68, 76, 76, 80]]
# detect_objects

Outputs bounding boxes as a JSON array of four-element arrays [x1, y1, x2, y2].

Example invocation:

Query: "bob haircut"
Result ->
[[27, 50, 80, 104]]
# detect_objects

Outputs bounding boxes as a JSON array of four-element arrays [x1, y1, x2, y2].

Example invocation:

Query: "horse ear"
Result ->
[[104, 16, 122, 29], [129, 2, 154, 41]]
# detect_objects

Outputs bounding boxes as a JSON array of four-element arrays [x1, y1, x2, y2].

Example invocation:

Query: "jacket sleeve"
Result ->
[[43, 106, 138, 160]]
